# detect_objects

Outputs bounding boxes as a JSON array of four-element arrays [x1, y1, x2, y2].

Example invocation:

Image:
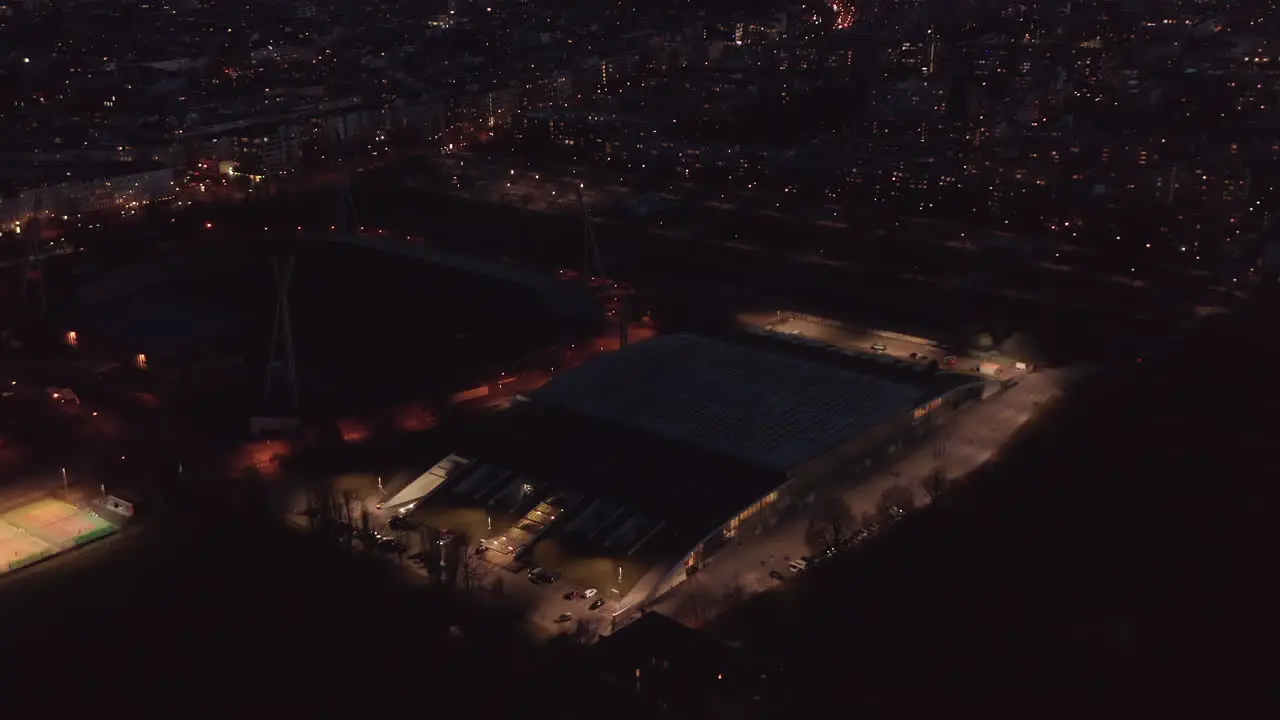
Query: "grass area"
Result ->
[[7, 548, 55, 572], [71, 524, 117, 546], [710, 294, 1278, 714]]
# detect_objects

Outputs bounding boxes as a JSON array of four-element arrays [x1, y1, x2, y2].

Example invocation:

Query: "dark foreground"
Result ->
[[0, 483, 603, 717], [712, 289, 1277, 715]]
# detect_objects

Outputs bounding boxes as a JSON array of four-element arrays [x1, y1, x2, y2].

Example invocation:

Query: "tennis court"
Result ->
[[0, 520, 56, 573], [0, 497, 119, 574]]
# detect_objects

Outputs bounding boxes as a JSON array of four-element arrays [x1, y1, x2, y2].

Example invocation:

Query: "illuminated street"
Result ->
[[648, 366, 1078, 624], [829, 1, 856, 31]]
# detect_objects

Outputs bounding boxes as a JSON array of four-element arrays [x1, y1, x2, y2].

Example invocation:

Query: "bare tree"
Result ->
[[571, 618, 598, 643], [877, 485, 916, 522], [722, 578, 747, 607], [674, 589, 720, 629], [923, 468, 949, 501], [341, 491, 356, 525], [460, 552, 491, 593], [805, 497, 857, 555]]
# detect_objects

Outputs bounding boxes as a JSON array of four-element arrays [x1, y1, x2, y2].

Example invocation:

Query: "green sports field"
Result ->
[[0, 498, 118, 574]]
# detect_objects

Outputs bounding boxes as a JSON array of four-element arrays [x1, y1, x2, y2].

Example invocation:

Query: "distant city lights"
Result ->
[[830, 0, 856, 30]]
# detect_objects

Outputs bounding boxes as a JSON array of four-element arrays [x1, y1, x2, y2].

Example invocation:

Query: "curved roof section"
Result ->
[[312, 233, 600, 323], [531, 334, 925, 473]]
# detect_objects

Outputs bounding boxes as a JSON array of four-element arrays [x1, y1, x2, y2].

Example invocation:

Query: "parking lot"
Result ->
[[286, 470, 621, 639]]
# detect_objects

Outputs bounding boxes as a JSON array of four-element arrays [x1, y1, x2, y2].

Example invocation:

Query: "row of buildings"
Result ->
[[1, 0, 712, 227]]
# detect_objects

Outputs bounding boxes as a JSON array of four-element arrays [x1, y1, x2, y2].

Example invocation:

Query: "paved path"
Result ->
[[649, 368, 1079, 620]]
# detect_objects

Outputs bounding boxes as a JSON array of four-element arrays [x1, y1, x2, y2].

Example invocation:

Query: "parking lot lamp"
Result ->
[[439, 533, 453, 579]]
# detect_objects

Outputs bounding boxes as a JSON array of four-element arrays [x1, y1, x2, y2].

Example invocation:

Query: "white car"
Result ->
[[582, 588, 598, 598]]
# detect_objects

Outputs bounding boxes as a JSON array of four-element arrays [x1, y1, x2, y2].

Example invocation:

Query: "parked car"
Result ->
[[528, 567, 560, 584], [769, 569, 786, 581], [555, 613, 573, 623], [377, 538, 406, 554], [582, 588, 598, 598], [563, 590, 580, 600], [589, 598, 606, 611], [388, 515, 414, 531]]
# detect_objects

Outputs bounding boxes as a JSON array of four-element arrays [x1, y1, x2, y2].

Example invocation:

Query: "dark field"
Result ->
[[56, 237, 568, 417], [0, 489, 568, 716]]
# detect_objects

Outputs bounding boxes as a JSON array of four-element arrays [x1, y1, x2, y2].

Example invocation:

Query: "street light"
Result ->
[[61, 467, 68, 490]]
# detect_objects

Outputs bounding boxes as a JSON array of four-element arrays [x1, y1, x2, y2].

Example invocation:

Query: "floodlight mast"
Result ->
[[575, 183, 630, 348], [576, 183, 606, 281], [263, 255, 299, 416], [332, 122, 360, 235], [20, 192, 48, 313]]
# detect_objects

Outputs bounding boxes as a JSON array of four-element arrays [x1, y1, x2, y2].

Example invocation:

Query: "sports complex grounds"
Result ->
[[0, 494, 120, 575]]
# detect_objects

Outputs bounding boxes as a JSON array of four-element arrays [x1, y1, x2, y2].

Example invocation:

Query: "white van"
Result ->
[[788, 558, 808, 573]]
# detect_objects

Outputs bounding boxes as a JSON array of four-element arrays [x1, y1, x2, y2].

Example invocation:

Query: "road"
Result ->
[[646, 366, 1081, 624]]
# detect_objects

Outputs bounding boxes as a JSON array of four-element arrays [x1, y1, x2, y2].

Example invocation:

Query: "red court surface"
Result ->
[[0, 497, 118, 574]]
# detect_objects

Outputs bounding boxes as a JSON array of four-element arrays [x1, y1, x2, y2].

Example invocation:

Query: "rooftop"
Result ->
[[531, 334, 927, 474]]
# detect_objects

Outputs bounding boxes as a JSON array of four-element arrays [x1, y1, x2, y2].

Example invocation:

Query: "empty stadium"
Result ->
[[396, 332, 989, 609]]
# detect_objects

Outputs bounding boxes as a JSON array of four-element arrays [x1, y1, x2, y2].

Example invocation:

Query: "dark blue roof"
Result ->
[[533, 334, 924, 473]]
